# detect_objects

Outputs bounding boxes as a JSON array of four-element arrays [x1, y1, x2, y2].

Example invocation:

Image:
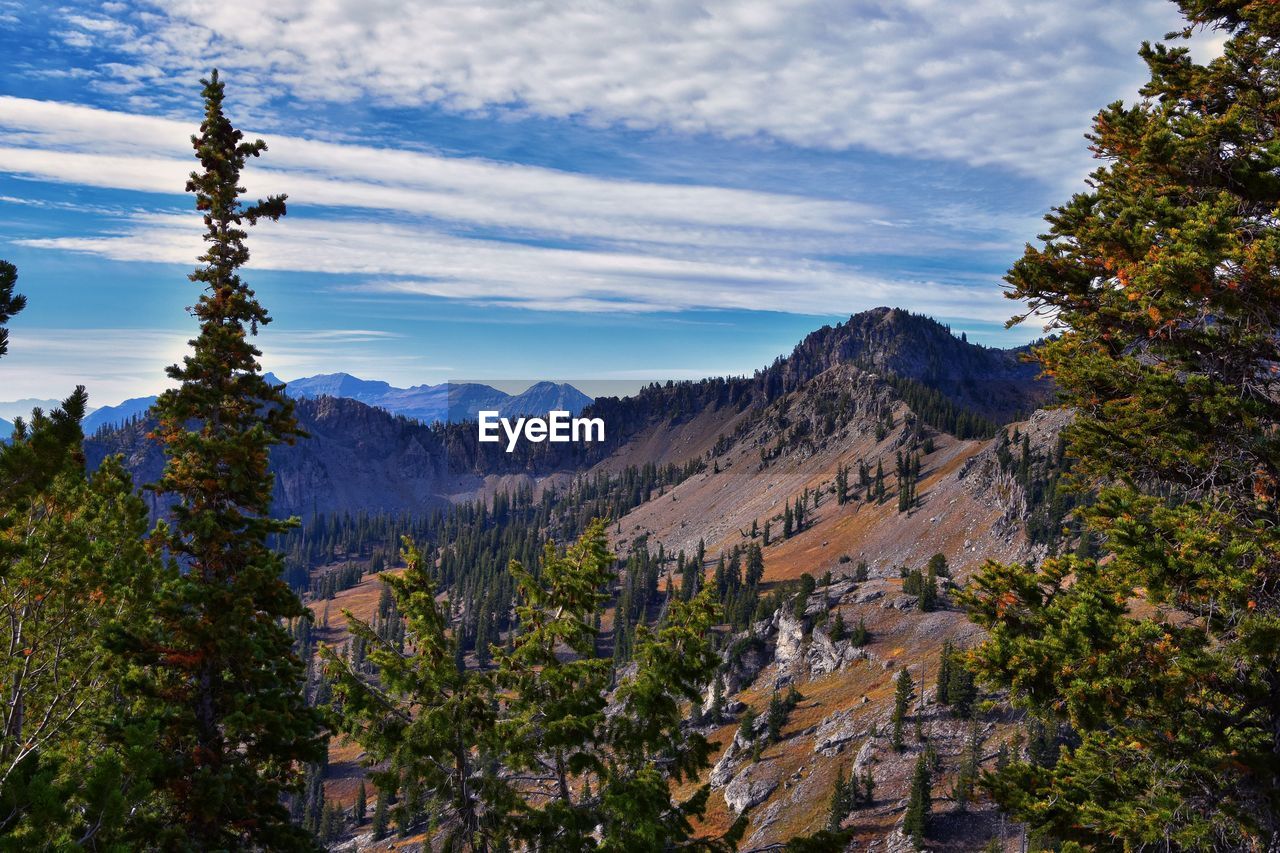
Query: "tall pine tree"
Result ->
[[147, 71, 324, 850], [965, 2, 1280, 847]]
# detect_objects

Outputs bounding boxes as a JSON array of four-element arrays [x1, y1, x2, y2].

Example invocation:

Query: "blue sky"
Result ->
[[0, 1, 1218, 405]]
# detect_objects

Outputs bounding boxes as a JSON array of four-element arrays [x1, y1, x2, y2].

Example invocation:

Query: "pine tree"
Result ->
[[903, 753, 931, 849], [766, 691, 787, 743], [891, 668, 914, 752], [354, 780, 367, 825], [963, 4, 1280, 846], [0, 370, 162, 849], [951, 718, 982, 813], [827, 766, 851, 831], [145, 70, 324, 849], [937, 640, 953, 706], [745, 543, 764, 588], [830, 610, 847, 642], [371, 787, 389, 841], [848, 616, 869, 647], [327, 537, 509, 850], [861, 768, 875, 806], [0, 260, 23, 360], [918, 564, 937, 612]]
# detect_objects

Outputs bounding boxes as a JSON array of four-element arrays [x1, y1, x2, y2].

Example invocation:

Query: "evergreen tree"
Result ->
[[918, 564, 937, 612], [745, 543, 764, 588], [0, 381, 162, 848], [937, 640, 954, 706], [903, 753, 931, 849], [951, 718, 982, 813], [965, 3, 1280, 847], [848, 617, 869, 647], [793, 572, 816, 620], [827, 766, 851, 831], [354, 780, 367, 825], [891, 668, 914, 752], [146, 71, 324, 849], [326, 538, 509, 850], [829, 610, 847, 642], [371, 787, 389, 841], [0, 260, 23, 359]]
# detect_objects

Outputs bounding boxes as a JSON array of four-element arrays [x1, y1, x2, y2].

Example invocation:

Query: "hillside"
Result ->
[[223, 309, 1069, 851], [77, 307, 1068, 850]]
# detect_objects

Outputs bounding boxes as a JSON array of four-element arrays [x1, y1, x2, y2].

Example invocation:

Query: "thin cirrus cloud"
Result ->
[[17, 211, 1009, 322], [50, 0, 1194, 180], [0, 96, 882, 250], [2, 94, 1021, 321], [0, 326, 419, 403]]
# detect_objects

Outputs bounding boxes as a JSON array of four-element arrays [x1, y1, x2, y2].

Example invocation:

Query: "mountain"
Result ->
[[760, 307, 1046, 423], [501, 381, 594, 418], [82, 395, 159, 435], [283, 375, 590, 422], [82, 306, 1062, 848], [276, 372, 392, 401], [74, 374, 594, 436], [86, 308, 1052, 516], [0, 417, 10, 441], [0, 397, 93, 421]]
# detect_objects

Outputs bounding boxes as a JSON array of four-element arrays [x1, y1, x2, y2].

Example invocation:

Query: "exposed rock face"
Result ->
[[813, 708, 863, 756], [774, 610, 806, 673], [724, 764, 779, 814]]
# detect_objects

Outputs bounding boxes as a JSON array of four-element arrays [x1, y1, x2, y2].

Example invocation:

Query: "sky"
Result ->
[[0, 1, 1221, 406]]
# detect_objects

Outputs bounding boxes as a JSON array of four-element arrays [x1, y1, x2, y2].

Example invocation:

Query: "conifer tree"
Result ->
[[964, 3, 1280, 846], [937, 640, 954, 707], [371, 787, 389, 841], [827, 766, 851, 831], [325, 536, 509, 850], [848, 616, 869, 647], [354, 780, 367, 825], [146, 71, 324, 849], [903, 752, 931, 849], [0, 260, 23, 360], [891, 668, 914, 752]]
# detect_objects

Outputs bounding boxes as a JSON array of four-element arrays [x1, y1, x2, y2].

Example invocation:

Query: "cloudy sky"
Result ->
[[0, 1, 1215, 405]]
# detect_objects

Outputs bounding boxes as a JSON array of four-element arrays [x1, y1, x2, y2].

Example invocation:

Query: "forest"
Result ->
[[1, 0, 1279, 850]]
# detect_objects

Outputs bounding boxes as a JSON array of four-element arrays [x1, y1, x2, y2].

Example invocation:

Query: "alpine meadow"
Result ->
[[1, 1, 1279, 851]]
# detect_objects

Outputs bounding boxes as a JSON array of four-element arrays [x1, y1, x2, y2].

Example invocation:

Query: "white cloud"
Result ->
[[0, 326, 428, 406], [17, 211, 1014, 323], [2, 94, 1030, 328], [55, 0, 1200, 180], [0, 96, 880, 252]]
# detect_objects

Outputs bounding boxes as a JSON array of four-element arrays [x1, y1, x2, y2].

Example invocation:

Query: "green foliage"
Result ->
[[329, 521, 733, 850], [325, 538, 510, 849], [964, 5, 1280, 847], [0, 260, 23, 360], [793, 572, 816, 620], [903, 753, 931, 849], [786, 827, 856, 852], [891, 668, 914, 752], [145, 71, 324, 850]]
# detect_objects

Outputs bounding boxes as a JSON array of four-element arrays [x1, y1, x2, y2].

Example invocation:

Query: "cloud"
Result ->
[[0, 326, 429, 405], [17, 211, 1015, 323], [2, 94, 1031, 328], [51, 0, 1199, 181], [0, 96, 881, 252]]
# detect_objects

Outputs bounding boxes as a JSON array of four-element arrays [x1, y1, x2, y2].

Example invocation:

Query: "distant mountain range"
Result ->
[[0, 375, 594, 436], [85, 307, 1053, 517]]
